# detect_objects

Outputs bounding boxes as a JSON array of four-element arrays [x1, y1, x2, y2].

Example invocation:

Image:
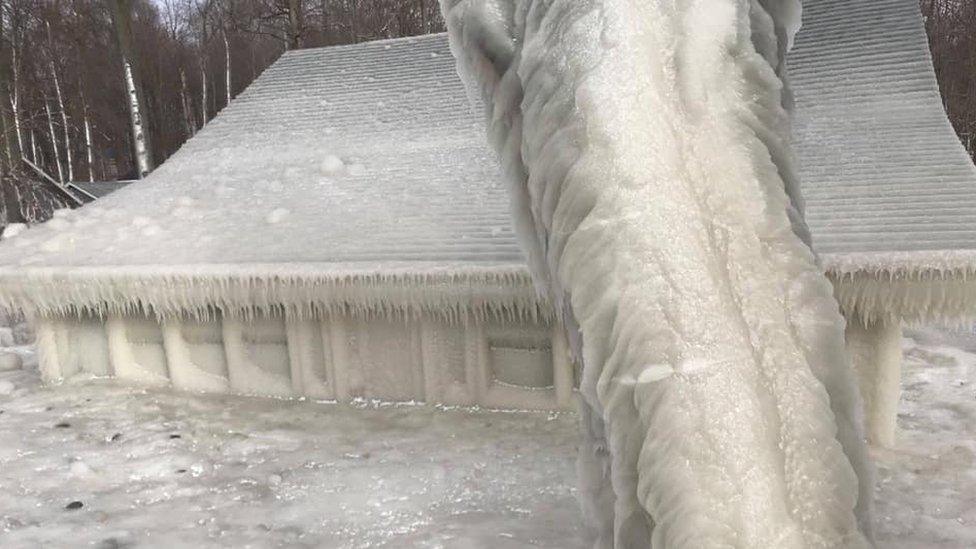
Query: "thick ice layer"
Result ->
[[441, 0, 872, 546]]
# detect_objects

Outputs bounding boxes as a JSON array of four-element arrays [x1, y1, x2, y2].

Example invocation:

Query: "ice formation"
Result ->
[[441, 0, 873, 546], [1, 223, 26, 240]]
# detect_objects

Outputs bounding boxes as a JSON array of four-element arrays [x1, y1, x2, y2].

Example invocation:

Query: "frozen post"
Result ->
[[846, 320, 903, 448]]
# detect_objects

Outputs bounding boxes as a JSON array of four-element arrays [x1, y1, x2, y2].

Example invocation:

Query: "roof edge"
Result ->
[[822, 250, 976, 278], [280, 32, 448, 60], [824, 251, 976, 324], [0, 263, 550, 324], [8, 252, 976, 325]]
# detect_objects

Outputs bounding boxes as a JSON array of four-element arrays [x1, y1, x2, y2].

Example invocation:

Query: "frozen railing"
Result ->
[[37, 312, 577, 411]]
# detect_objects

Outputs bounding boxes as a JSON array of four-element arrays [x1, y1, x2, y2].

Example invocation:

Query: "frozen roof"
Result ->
[[791, 0, 976, 321], [0, 0, 974, 322], [0, 35, 540, 321]]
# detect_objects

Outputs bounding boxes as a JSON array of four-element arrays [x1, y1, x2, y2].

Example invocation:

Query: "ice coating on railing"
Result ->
[[440, 0, 873, 545]]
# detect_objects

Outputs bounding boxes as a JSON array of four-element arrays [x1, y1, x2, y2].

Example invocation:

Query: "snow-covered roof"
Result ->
[[1, 0, 974, 322], [791, 0, 976, 321], [0, 35, 541, 321]]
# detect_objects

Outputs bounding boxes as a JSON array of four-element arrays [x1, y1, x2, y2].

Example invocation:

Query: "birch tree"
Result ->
[[223, 27, 232, 107], [109, 0, 154, 178], [43, 97, 63, 183], [200, 61, 208, 125], [80, 89, 94, 182], [8, 43, 22, 156], [28, 127, 36, 164], [46, 22, 72, 181]]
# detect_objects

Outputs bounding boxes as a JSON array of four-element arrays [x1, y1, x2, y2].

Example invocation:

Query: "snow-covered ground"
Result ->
[[0, 326, 973, 548]]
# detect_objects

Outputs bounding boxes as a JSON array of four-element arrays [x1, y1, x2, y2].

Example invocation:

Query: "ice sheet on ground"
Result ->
[[0, 374, 582, 548], [0, 327, 973, 547]]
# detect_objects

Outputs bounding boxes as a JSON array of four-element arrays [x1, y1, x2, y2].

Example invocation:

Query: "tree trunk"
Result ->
[[47, 21, 72, 181], [82, 95, 94, 182], [44, 97, 64, 183], [223, 29, 232, 107], [9, 44, 23, 156], [288, 0, 305, 50], [200, 61, 208, 126], [180, 68, 196, 138], [50, 63, 73, 182], [109, 0, 154, 178], [28, 127, 37, 164], [350, 0, 358, 43]]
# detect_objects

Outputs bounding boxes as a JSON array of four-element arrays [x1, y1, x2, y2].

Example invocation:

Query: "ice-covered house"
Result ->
[[0, 0, 972, 444]]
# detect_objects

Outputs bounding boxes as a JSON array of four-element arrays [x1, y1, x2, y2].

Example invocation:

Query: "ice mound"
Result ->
[[1, 224, 26, 240], [320, 154, 346, 175], [266, 208, 290, 225], [441, 0, 873, 546]]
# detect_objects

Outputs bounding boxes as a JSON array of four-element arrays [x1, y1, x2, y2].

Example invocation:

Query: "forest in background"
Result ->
[[0, 0, 972, 227], [922, 0, 976, 156]]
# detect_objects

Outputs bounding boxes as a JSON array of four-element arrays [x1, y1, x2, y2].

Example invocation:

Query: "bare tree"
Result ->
[[200, 60, 208, 125], [43, 96, 63, 182], [287, 0, 305, 49], [8, 41, 22, 156], [109, 0, 154, 178], [80, 89, 94, 182], [47, 22, 72, 182], [223, 27, 231, 107], [180, 68, 196, 138]]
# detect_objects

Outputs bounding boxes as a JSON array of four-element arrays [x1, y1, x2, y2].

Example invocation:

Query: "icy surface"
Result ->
[[872, 328, 976, 548], [0, 372, 582, 548], [0, 328, 973, 547]]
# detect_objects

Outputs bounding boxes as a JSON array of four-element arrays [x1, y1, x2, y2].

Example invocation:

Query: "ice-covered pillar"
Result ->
[[34, 318, 63, 383], [846, 319, 903, 447]]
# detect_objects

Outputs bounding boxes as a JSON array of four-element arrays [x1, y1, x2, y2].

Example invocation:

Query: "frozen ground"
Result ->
[[874, 327, 976, 548], [0, 326, 973, 548]]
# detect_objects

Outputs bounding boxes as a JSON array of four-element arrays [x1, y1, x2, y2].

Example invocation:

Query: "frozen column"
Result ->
[[846, 319, 903, 447]]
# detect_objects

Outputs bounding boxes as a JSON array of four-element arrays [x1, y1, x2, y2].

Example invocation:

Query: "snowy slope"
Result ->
[[0, 328, 973, 548]]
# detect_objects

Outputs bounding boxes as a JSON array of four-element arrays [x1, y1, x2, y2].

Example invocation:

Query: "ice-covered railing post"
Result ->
[[846, 319, 903, 448], [441, 0, 874, 546]]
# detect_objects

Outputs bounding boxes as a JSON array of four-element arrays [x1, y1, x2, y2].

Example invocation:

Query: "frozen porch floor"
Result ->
[[1, 326, 975, 548]]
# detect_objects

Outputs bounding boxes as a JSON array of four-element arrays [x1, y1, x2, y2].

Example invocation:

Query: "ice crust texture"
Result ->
[[441, 0, 873, 546]]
